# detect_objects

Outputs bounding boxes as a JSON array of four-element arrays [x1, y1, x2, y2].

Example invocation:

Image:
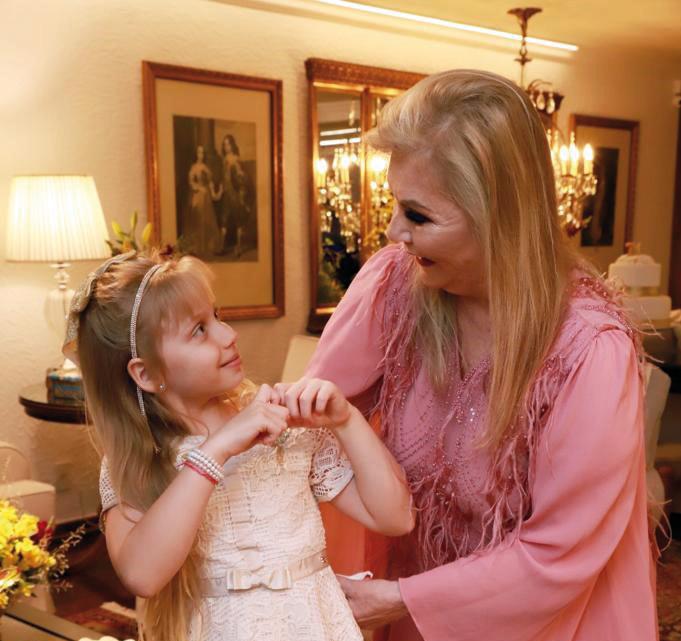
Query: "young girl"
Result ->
[[62, 251, 414, 641]]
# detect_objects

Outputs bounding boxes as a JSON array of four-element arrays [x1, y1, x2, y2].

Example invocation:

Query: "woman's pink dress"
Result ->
[[306, 243, 658, 641]]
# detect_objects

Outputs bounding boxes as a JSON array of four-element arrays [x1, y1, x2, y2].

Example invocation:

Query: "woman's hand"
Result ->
[[207, 384, 289, 461], [273, 377, 352, 429], [336, 576, 408, 629]]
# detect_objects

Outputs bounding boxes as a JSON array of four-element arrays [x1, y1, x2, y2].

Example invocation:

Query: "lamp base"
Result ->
[[44, 262, 74, 342]]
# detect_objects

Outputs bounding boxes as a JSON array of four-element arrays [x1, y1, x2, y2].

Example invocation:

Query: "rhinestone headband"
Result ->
[[130, 263, 164, 417]]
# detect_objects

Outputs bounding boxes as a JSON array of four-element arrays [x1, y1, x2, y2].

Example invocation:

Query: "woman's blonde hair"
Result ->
[[367, 69, 581, 447], [77, 253, 252, 641]]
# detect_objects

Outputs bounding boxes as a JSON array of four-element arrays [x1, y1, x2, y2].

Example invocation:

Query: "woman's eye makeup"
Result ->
[[405, 208, 430, 225]]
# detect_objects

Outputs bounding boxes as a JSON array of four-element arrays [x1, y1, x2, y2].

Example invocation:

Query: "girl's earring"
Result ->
[[159, 383, 166, 393]]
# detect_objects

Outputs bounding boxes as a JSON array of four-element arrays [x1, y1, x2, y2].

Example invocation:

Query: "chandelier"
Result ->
[[509, 7, 597, 236], [315, 101, 394, 256], [548, 130, 597, 236], [316, 144, 361, 254]]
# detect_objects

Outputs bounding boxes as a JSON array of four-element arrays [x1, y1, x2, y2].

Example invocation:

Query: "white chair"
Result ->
[[643, 364, 671, 526], [0, 440, 56, 523], [281, 335, 320, 382]]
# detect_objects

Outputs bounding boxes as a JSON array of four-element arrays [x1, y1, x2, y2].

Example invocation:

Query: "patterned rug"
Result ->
[[659, 540, 681, 641], [64, 601, 138, 640]]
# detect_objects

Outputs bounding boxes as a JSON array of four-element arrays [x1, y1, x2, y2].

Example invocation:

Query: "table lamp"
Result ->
[[5, 175, 109, 400]]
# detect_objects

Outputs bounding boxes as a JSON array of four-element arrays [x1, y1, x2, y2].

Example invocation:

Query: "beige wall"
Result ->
[[1, 0, 679, 521]]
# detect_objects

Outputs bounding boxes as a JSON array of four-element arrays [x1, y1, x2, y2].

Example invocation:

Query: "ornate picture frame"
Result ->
[[142, 61, 284, 320], [570, 114, 639, 271]]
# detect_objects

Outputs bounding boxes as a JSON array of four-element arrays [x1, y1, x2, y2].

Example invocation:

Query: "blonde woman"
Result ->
[[306, 70, 657, 641], [63, 252, 413, 641]]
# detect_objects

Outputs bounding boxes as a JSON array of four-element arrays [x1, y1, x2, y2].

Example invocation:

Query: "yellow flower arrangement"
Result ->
[[0, 499, 84, 611]]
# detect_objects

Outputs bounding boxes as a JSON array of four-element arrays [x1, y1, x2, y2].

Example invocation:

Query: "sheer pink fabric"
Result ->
[[306, 244, 657, 641]]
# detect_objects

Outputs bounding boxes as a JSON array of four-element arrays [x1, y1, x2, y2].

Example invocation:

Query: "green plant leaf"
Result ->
[[111, 220, 124, 240], [130, 211, 138, 235], [141, 222, 153, 247]]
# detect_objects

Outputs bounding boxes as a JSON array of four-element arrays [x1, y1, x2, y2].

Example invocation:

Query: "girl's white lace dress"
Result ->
[[99, 428, 363, 641]]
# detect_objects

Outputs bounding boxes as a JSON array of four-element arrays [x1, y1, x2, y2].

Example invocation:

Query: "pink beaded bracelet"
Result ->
[[183, 460, 219, 486]]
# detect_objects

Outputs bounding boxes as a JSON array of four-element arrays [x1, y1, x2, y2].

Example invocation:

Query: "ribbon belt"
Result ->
[[200, 550, 329, 595]]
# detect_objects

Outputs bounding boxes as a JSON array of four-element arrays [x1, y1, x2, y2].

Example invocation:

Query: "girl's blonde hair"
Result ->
[[77, 253, 253, 641], [367, 69, 581, 447]]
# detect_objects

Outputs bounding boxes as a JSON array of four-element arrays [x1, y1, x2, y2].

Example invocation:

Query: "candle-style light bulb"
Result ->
[[340, 152, 351, 184], [569, 135, 579, 177], [316, 158, 328, 188], [370, 154, 387, 174], [559, 145, 569, 176], [583, 144, 594, 175]]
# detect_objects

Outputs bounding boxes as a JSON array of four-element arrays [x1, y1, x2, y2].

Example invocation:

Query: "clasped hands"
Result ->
[[210, 377, 353, 460], [267, 376, 353, 430]]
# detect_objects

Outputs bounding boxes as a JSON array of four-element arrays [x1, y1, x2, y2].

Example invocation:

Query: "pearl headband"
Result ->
[[130, 263, 164, 417]]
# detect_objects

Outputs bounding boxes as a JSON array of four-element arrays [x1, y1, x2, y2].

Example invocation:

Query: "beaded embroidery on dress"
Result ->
[[99, 428, 362, 641], [368, 244, 641, 573]]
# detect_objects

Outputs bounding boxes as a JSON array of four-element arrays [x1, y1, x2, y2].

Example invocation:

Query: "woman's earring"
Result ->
[[159, 383, 166, 393]]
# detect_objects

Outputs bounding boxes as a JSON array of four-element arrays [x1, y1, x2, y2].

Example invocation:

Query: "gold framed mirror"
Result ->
[[305, 58, 425, 333]]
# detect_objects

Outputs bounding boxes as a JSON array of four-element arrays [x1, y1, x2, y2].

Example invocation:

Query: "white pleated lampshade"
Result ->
[[6, 175, 109, 262]]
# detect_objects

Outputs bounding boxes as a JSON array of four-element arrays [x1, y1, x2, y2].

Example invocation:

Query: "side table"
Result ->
[[18, 384, 87, 424], [2, 601, 94, 640]]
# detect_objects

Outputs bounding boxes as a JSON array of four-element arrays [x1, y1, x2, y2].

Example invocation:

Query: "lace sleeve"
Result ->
[[99, 457, 119, 512], [309, 429, 354, 502]]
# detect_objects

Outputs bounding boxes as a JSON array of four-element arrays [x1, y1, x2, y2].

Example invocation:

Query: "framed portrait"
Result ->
[[569, 114, 639, 272], [142, 61, 284, 320]]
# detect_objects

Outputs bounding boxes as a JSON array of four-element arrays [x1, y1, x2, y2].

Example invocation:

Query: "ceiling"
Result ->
[[359, 1, 681, 55]]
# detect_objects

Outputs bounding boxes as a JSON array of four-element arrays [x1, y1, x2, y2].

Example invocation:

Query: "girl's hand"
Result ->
[[273, 378, 351, 429], [209, 384, 289, 460]]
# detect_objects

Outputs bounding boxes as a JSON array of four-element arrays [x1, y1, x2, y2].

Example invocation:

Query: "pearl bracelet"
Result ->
[[187, 449, 223, 477], [182, 456, 222, 485], [185, 448, 224, 484], [183, 460, 219, 486]]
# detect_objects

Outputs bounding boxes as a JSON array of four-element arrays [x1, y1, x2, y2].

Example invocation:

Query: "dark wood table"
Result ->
[[18, 384, 87, 424], [2, 602, 94, 640]]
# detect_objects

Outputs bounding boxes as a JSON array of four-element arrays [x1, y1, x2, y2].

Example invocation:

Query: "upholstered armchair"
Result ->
[[642, 363, 671, 526], [0, 440, 56, 523]]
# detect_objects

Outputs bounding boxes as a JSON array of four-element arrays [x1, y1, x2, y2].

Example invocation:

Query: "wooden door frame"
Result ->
[[670, 107, 681, 306]]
